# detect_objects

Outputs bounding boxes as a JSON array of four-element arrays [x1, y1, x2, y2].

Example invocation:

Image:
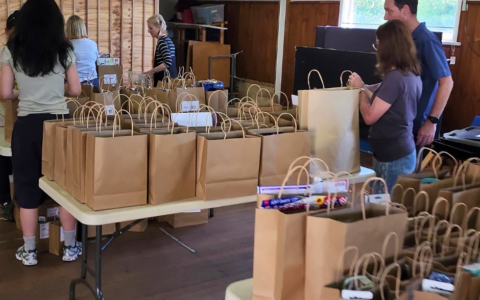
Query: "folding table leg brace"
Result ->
[[69, 220, 143, 300]]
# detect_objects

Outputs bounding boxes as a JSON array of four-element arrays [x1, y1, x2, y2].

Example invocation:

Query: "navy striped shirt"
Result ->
[[154, 35, 177, 84]]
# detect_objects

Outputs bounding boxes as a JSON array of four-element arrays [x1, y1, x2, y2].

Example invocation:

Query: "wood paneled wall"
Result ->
[[442, 2, 480, 132], [0, 0, 158, 82]]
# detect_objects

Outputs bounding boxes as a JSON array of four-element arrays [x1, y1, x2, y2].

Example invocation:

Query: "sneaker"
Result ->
[[63, 241, 83, 262], [1, 202, 14, 222], [16, 246, 38, 266]]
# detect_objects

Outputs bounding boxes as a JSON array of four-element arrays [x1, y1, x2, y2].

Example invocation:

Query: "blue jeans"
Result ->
[[373, 151, 416, 194], [81, 78, 99, 88]]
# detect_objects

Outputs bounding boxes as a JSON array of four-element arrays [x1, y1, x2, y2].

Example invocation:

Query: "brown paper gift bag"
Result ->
[[92, 87, 121, 113], [97, 65, 123, 90], [4, 99, 18, 143], [206, 90, 228, 111], [85, 115, 148, 210], [42, 117, 76, 180], [196, 122, 261, 200], [298, 70, 360, 174], [247, 114, 310, 186], [305, 177, 408, 300], [141, 121, 196, 205]]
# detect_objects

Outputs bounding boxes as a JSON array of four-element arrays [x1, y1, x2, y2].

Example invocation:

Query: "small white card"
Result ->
[[422, 279, 454, 294], [171, 112, 213, 127], [104, 105, 116, 116], [313, 179, 349, 193], [291, 95, 299, 105], [450, 56, 456, 65], [184, 210, 201, 213], [39, 223, 50, 239], [365, 194, 391, 204], [181, 101, 200, 112], [47, 207, 59, 218], [341, 290, 373, 300], [103, 74, 117, 84]]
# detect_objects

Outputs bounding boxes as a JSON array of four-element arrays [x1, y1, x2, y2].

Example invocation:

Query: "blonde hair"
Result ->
[[66, 15, 88, 40], [147, 14, 167, 36]]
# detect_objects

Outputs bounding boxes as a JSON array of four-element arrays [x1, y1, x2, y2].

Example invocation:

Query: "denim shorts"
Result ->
[[373, 151, 416, 194]]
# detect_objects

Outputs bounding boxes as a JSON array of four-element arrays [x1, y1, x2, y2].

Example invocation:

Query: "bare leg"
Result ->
[[60, 207, 77, 231], [20, 208, 38, 237]]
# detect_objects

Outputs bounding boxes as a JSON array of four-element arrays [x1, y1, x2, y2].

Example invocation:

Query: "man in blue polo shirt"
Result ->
[[384, 0, 454, 147]]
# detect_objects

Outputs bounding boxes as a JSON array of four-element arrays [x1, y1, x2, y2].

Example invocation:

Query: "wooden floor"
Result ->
[[0, 203, 256, 300]]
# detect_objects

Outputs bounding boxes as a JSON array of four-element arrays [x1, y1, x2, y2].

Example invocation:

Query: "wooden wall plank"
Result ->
[[110, 0, 121, 57], [122, 0, 133, 78], [144, 0, 155, 69], [133, 0, 144, 72], [86, 0, 98, 43]]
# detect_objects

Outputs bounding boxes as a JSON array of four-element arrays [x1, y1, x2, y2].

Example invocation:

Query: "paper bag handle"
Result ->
[[415, 213, 435, 247], [441, 224, 463, 257], [412, 191, 429, 217], [271, 91, 289, 110], [177, 92, 199, 113], [379, 263, 401, 300], [277, 113, 297, 133], [401, 187, 416, 207], [432, 219, 449, 256], [277, 165, 311, 199], [464, 230, 480, 265], [336, 246, 359, 281], [433, 151, 459, 178], [354, 252, 385, 286], [307, 69, 325, 90], [207, 90, 227, 107], [463, 207, 480, 232], [412, 241, 433, 279], [255, 88, 273, 110], [360, 177, 389, 219], [246, 84, 262, 102], [450, 202, 467, 226], [456, 157, 480, 189], [220, 119, 245, 139], [382, 232, 399, 263], [431, 197, 450, 221], [255, 111, 276, 130], [113, 109, 134, 136], [288, 156, 330, 176], [339, 70, 353, 88], [415, 147, 441, 178]]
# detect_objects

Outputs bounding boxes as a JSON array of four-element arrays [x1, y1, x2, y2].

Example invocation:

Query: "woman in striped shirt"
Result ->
[[145, 14, 178, 86]]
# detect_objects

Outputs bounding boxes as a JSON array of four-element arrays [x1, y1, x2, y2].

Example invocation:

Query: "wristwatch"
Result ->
[[427, 116, 439, 124]]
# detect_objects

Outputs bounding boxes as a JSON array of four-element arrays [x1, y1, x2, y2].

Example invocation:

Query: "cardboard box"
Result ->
[[38, 199, 60, 223], [87, 223, 116, 238], [116, 219, 148, 233], [14, 205, 21, 231], [36, 221, 52, 254], [165, 210, 209, 228], [4, 99, 19, 143], [49, 221, 64, 256]]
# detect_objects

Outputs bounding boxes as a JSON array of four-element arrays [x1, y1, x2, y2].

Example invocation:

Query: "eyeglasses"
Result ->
[[372, 43, 378, 51]]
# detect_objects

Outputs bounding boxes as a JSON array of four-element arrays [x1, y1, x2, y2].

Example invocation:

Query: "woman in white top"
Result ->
[[66, 15, 99, 87], [1, 0, 82, 266]]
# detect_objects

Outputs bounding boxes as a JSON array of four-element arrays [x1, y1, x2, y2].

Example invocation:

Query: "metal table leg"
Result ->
[[68, 220, 143, 300]]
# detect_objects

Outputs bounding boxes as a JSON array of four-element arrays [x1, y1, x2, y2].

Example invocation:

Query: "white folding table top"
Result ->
[[0, 127, 12, 157], [39, 167, 375, 226]]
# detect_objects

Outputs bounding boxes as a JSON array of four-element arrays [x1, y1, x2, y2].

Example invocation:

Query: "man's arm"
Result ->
[[416, 75, 454, 146]]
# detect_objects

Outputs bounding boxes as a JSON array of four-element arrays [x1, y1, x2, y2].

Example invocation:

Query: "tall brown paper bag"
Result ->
[[298, 70, 360, 174], [206, 90, 229, 111], [247, 115, 310, 186], [84, 120, 148, 210], [304, 177, 408, 300], [141, 124, 196, 204], [196, 125, 261, 200], [42, 118, 76, 180]]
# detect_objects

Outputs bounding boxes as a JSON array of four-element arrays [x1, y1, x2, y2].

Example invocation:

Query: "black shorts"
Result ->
[[12, 113, 68, 209]]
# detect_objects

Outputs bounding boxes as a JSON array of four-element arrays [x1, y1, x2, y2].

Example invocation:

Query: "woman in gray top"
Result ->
[[349, 20, 422, 193], [1, 0, 82, 266]]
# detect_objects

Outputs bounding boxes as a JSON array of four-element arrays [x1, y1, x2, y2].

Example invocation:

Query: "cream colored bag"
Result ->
[[298, 70, 360, 174]]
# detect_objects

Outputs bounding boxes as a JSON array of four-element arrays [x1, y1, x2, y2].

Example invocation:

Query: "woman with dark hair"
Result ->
[[1, 0, 81, 266], [0, 10, 20, 222], [349, 19, 422, 193]]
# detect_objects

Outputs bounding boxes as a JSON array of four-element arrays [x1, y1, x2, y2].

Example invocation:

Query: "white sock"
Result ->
[[64, 229, 76, 247], [23, 236, 36, 252]]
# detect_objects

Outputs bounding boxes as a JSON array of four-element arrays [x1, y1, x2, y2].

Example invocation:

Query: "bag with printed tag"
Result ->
[[392, 149, 458, 213], [174, 74, 205, 113], [140, 103, 196, 204], [298, 70, 361, 174], [253, 162, 351, 300]]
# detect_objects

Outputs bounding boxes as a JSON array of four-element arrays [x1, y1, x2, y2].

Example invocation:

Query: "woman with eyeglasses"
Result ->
[[349, 20, 422, 193]]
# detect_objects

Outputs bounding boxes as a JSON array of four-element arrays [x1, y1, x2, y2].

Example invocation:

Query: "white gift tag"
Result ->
[[450, 56, 456, 65], [103, 74, 117, 85], [422, 279, 454, 295], [312, 178, 349, 193], [341, 290, 373, 300], [365, 194, 391, 204], [39, 223, 49, 239], [291, 95, 299, 105], [181, 101, 200, 112], [38, 216, 46, 222], [47, 207, 59, 218], [60, 227, 65, 242], [171, 112, 213, 127], [105, 105, 115, 116]]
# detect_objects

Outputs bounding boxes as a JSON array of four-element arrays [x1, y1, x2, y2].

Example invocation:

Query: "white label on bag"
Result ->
[[47, 207, 59, 218], [40, 223, 49, 239], [60, 227, 65, 242], [291, 95, 299, 105], [365, 194, 391, 204], [9, 175, 13, 183], [171, 112, 213, 127], [105, 105, 115, 116], [422, 279, 454, 294], [103, 74, 117, 84], [312, 179, 349, 193], [341, 290, 373, 300], [181, 101, 200, 112], [184, 210, 201, 213]]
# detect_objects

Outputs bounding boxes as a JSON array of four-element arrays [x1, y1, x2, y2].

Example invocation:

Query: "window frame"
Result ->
[[338, 0, 464, 45]]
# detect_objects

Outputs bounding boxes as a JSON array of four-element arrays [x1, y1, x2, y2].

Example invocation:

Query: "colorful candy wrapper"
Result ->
[[259, 195, 347, 212]]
